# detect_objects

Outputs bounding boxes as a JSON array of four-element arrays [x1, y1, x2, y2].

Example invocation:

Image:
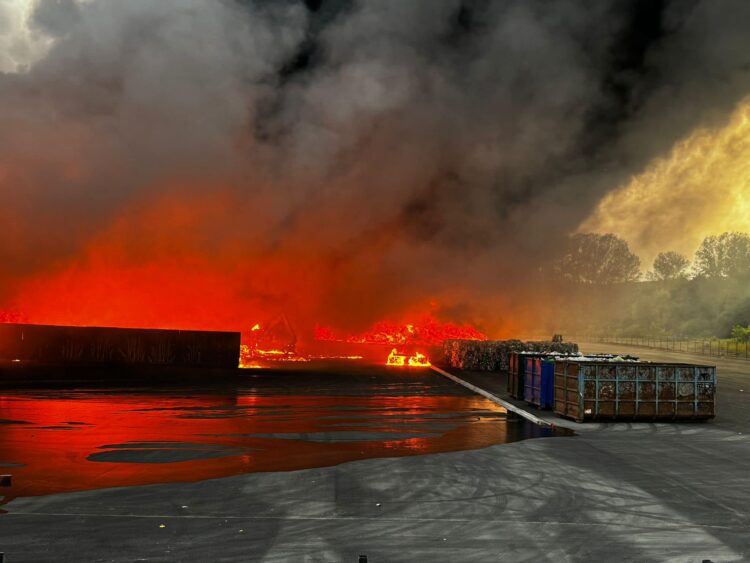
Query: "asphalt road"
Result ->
[[1, 352, 748, 562]]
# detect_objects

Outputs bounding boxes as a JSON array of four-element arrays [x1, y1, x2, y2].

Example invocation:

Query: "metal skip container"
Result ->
[[524, 357, 555, 409], [507, 351, 525, 398], [554, 360, 716, 422], [507, 351, 562, 400]]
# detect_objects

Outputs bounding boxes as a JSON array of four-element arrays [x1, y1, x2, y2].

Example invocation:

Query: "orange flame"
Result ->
[[0, 310, 27, 323], [386, 348, 406, 366], [315, 315, 485, 346], [239, 344, 311, 367], [407, 351, 431, 367], [386, 348, 431, 367]]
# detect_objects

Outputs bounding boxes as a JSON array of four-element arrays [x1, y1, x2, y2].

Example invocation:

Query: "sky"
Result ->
[[1, 0, 750, 334]]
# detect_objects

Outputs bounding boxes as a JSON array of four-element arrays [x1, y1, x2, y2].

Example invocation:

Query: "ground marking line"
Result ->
[[430, 366, 551, 427], [3, 512, 740, 531]]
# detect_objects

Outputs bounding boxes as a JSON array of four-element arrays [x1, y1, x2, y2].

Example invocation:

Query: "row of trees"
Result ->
[[731, 325, 750, 343], [553, 231, 750, 284]]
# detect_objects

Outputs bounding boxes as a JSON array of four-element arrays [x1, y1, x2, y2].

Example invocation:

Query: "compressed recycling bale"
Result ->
[[442, 340, 503, 371], [525, 341, 579, 355], [442, 339, 581, 371]]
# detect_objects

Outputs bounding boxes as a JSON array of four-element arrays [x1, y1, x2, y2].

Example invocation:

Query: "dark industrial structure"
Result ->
[[0, 323, 240, 369]]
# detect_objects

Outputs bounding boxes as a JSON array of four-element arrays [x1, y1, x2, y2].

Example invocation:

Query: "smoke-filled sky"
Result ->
[[2, 0, 750, 335]]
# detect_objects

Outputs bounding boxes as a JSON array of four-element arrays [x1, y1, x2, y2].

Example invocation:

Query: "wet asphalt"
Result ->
[[0, 364, 557, 503], [1, 356, 748, 561]]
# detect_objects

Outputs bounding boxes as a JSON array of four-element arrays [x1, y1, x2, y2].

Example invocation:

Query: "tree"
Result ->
[[650, 251, 690, 281], [693, 232, 750, 278], [731, 325, 750, 343], [555, 233, 641, 284]]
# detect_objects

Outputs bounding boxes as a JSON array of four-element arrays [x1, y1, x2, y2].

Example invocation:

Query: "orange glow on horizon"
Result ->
[[0, 190, 492, 345]]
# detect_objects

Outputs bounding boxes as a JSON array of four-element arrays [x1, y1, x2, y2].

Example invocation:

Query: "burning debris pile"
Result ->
[[386, 349, 431, 367], [314, 315, 486, 368], [239, 315, 484, 368], [239, 315, 308, 367], [443, 339, 579, 371], [315, 316, 485, 346]]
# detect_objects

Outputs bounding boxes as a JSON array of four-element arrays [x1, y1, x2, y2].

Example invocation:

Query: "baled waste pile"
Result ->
[[442, 339, 520, 371], [524, 341, 580, 355], [442, 339, 578, 371]]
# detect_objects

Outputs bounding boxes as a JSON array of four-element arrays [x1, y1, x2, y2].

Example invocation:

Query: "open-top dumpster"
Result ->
[[509, 352, 563, 400], [554, 360, 716, 422], [507, 352, 525, 398], [524, 357, 555, 409]]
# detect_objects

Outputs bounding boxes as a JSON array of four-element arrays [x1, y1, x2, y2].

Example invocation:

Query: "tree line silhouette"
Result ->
[[539, 231, 750, 339], [553, 231, 750, 284]]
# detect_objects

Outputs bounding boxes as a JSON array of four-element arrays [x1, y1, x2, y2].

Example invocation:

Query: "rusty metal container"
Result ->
[[509, 351, 584, 400], [554, 360, 716, 422], [0, 323, 240, 368], [507, 352, 524, 398]]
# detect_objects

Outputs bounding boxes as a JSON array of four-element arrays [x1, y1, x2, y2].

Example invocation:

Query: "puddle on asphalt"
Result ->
[[0, 364, 567, 502]]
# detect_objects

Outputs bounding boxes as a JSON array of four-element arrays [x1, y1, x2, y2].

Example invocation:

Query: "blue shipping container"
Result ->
[[524, 358, 555, 409]]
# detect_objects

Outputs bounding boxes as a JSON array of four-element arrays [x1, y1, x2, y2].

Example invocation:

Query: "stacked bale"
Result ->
[[442, 339, 578, 371], [525, 341, 579, 355]]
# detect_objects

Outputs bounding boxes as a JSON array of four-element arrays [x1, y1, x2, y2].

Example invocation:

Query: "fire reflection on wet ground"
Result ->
[[0, 364, 564, 503]]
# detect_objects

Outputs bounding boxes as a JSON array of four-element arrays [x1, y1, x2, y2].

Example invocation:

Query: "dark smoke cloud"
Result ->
[[1, 0, 750, 332]]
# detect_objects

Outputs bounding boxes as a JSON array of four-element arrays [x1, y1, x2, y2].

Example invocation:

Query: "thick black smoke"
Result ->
[[1, 0, 750, 333]]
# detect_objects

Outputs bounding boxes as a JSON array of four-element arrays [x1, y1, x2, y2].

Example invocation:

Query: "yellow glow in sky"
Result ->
[[580, 97, 750, 267]]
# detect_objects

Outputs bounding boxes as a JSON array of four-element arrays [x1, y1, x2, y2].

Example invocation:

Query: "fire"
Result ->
[[315, 315, 485, 346], [255, 349, 289, 356], [0, 310, 27, 323], [239, 344, 310, 368], [386, 348, 406, 366], [310, 355, 363, 360], [408, 351, 431, 367], [0, 184, 493, 345], [386, 348, 431, 367]]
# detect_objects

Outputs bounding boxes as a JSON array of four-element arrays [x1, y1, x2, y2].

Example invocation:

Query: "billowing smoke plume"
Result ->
[[2, 0, 750, 336]]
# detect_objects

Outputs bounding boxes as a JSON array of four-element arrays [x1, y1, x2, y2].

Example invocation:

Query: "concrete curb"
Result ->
[[430, 366, 552, 427]]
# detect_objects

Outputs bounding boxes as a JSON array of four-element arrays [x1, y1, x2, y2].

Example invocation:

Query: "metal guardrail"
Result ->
[[569, 335, 750, 360]]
